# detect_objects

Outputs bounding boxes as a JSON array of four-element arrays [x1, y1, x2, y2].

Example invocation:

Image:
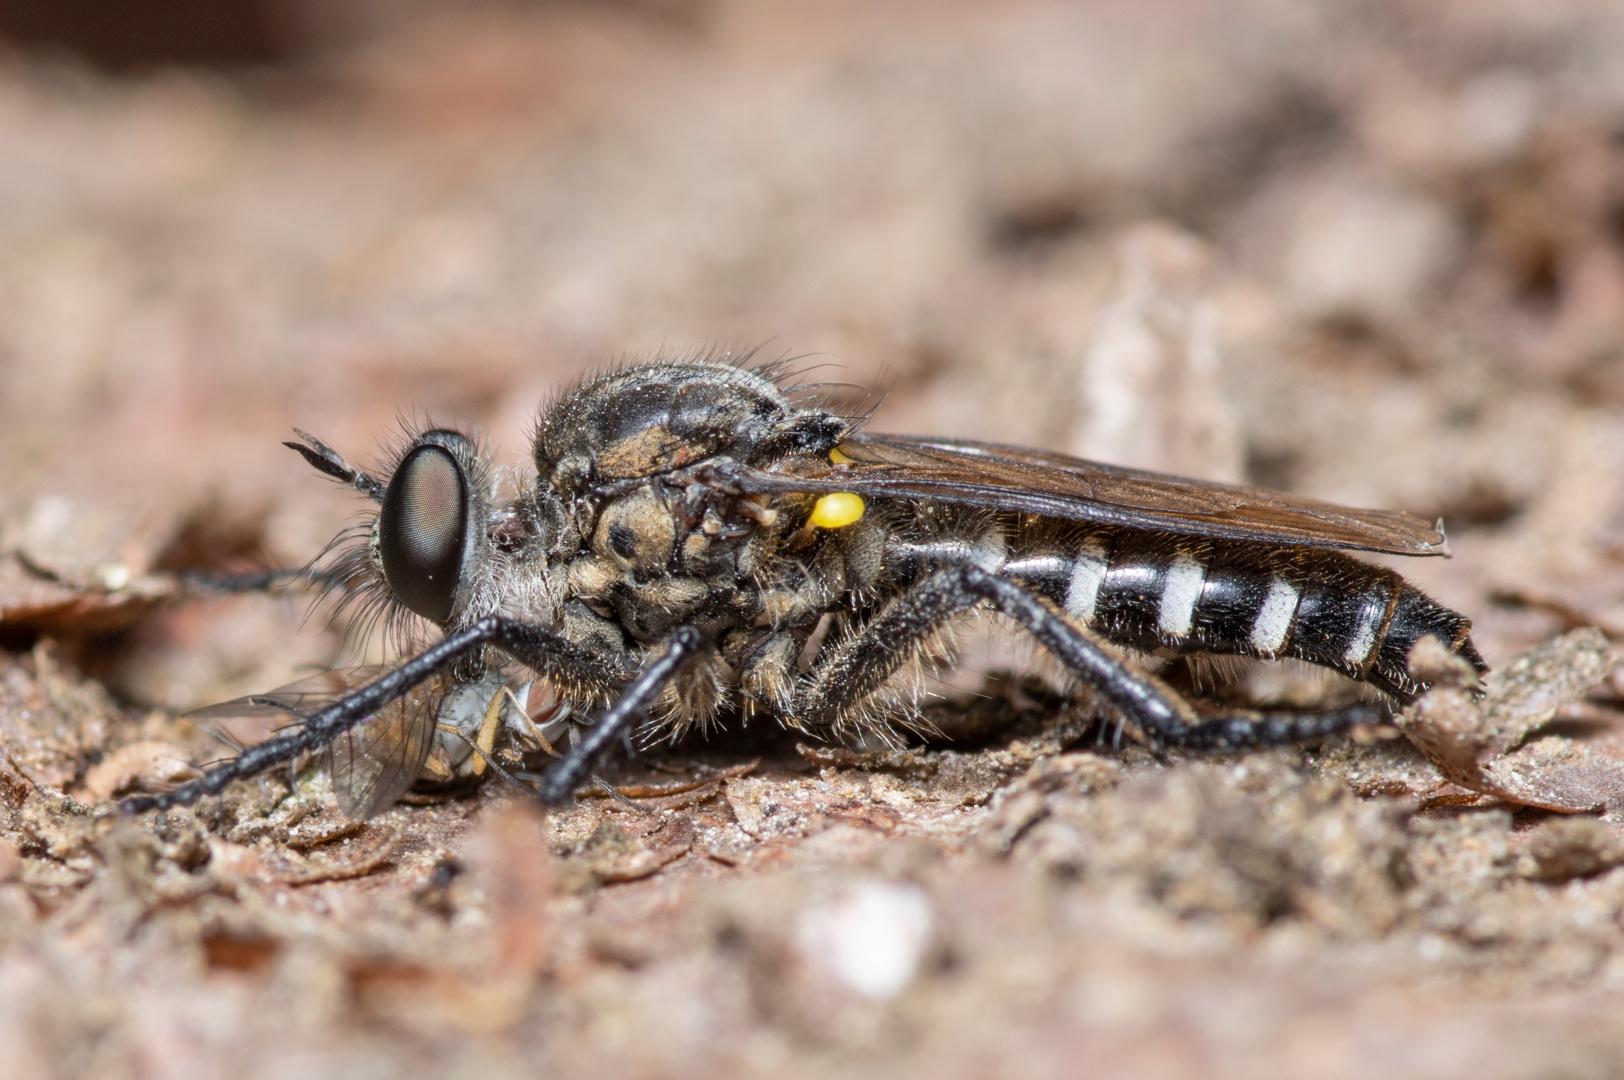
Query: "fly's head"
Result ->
[[373, 429, 493, 628], [299, 423, 568, 658]]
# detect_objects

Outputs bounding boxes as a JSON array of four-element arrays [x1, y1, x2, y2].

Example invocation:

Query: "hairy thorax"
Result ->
[[563, 480, 789, 644]]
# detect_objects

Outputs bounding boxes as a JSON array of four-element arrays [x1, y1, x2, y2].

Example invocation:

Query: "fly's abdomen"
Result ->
[[1367, 582, 1483, 697], [999, 527, 1485, 701]]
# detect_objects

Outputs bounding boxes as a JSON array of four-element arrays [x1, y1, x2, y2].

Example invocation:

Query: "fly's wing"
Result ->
[[742, 433, 1448, 556], [326, 682, 439, 821]]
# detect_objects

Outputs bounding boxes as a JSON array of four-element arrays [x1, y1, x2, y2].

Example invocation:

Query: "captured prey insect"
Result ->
[[121, 357, 1487, 820], [182, 665, 573, 820]]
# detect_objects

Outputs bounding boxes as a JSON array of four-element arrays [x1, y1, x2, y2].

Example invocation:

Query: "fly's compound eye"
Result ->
[[379, 444, 470, 623]]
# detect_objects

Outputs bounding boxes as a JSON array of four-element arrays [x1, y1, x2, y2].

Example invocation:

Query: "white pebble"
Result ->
[[794, 881, 933, 1000]]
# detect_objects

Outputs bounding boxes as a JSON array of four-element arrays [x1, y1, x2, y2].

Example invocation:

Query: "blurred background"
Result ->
[[5, 3, 1624, 1076]]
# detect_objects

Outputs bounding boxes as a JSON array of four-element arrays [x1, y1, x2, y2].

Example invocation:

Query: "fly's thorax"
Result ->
[[559, 477, 779, 643], [532, 361, 847, 502], [592, 483, 676, 579], [554, 469, 889, 646], [569, 480, 702, 595]]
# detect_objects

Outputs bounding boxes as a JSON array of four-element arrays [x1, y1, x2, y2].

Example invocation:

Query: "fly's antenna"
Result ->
[[285, 431, 387, 502]]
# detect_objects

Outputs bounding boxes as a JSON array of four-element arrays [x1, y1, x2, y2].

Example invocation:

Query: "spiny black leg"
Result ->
[[537, 626, 710, 805], [1168, 705, 1381, 751], [797, 564, 1379, 750], [120, 615, 629, 814], [168, 431, 383, 597]]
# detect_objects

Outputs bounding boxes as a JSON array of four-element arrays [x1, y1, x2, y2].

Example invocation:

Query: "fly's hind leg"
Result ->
[[794, 564, 1379, 751]]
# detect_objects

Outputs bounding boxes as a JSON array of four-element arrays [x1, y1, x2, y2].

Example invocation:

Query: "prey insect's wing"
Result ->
[[758, 433, 1449, 556], [185, 666, 436, 821], [326, 681, 439, 821], [185, 667, 394, 722]]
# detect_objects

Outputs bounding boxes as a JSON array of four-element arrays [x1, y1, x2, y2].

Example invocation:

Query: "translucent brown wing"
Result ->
[[325, 681, 439, 821], [738, 433, 1447, 556], [186, 667, 438, 821]]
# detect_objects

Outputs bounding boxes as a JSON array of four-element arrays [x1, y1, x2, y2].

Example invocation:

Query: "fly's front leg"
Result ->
[[176, 567, 344, 595], [796, 564, 1378, 750], [537, 626, 712, 804], [120, 615, 630, 814], [167, 432, 390, 598]]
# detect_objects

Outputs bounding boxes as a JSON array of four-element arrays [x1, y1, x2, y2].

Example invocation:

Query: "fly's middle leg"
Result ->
[[537, 627, 712, 803]]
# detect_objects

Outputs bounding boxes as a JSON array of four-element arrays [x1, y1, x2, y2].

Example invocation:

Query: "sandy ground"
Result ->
[[8, 1, 1624, 1076]]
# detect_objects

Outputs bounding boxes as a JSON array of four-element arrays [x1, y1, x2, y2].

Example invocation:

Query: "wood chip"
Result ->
[[258, 826, 400, 885]]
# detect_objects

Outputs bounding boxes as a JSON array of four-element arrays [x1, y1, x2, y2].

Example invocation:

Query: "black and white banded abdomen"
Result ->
[[917, 525, 1487, 701]]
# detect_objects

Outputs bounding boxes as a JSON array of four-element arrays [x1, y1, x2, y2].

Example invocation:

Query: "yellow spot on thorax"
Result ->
[[829, 446, 854, 465], [810, 492, 865, 529]]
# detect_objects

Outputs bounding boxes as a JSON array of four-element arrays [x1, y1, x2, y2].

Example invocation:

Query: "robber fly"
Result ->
[[122, 357, 1486, 820]]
